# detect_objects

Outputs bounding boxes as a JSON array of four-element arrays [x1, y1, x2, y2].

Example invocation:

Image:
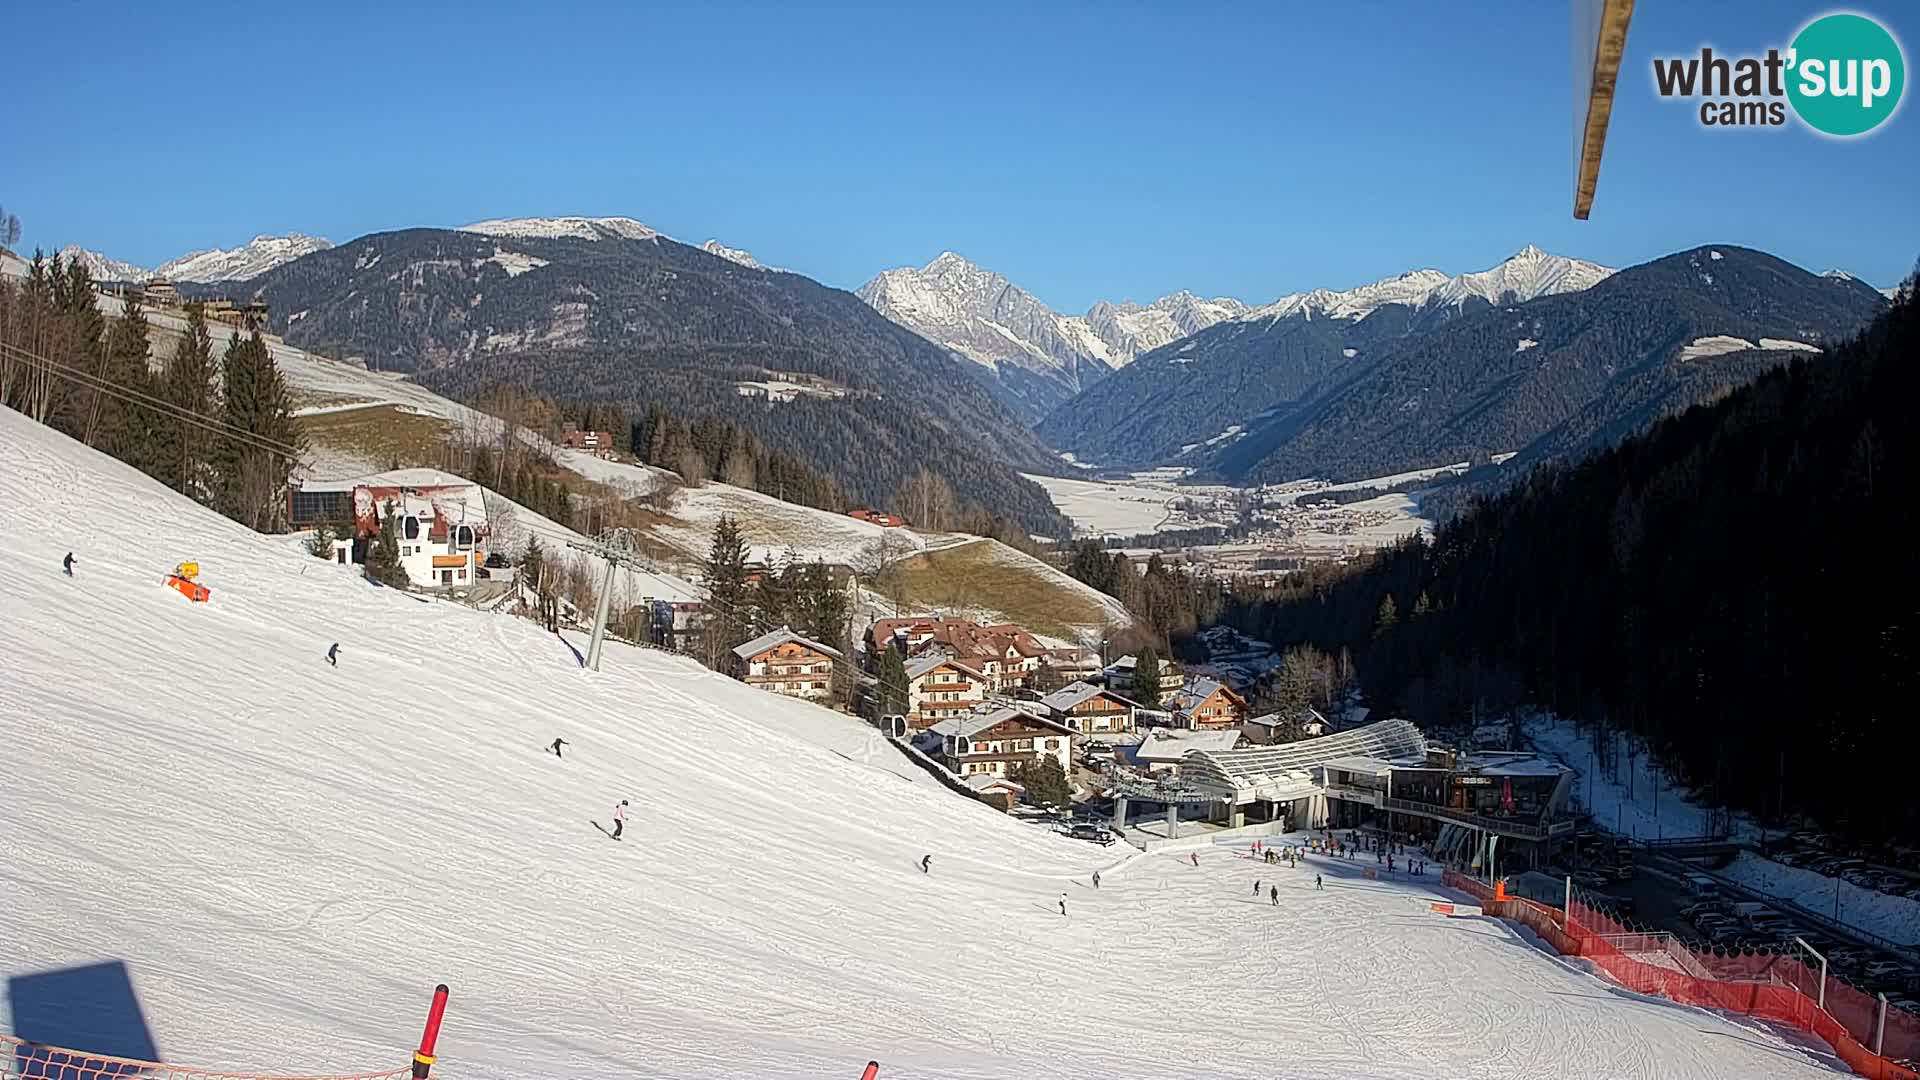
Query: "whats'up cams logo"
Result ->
[[1652, 11, 1906, 136]]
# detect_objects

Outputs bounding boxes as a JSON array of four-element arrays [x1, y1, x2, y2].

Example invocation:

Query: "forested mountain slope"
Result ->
[[220, 228, 1070, 533], [1220, 275, 1917, 839]]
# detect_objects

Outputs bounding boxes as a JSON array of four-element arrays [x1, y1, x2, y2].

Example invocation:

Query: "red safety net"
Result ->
[[1439, 870, 1920, 1080], [1, 1035, 415, 1080]]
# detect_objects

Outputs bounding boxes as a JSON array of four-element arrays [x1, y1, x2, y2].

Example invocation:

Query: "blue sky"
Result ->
[[5, 1, 1914, 310]]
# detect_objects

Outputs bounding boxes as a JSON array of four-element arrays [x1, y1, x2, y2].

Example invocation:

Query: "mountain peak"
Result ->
[[157, 233, 333, 282], [460, 216, 660, 243], [700, 239, 763, 270]]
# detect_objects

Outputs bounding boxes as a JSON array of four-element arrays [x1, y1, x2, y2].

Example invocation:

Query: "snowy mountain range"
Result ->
[[53, 234, 333, 283], [1239, 245, 1614, 323], [857, 252, 1247, 422], [458, 215, 661, 242]]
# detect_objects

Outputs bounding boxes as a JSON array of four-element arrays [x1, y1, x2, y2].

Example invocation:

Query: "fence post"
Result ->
[[1875, 993, 1887, 1056], [414, 984, 450, 1079], [1796, 937, 1827, 1013]]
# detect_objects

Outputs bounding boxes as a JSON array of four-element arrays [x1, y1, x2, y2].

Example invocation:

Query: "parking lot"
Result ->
[[1553, 833, 1920, 1020]]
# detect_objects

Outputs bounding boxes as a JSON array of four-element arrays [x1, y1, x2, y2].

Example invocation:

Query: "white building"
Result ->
[[296, 469, 494, 590], [928, 707, 1075, 781], [904, 655, 988, 730]]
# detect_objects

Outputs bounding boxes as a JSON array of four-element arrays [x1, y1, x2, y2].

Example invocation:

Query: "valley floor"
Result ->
[[0, 406, 1846, 1079]]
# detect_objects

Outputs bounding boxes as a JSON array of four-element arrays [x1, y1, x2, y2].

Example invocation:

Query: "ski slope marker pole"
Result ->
[[413, 984, 450, 1079], [861, 1062, 879, 1079]]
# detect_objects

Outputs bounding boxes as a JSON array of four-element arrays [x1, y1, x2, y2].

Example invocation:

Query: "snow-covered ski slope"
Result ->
[[0, 409, 1845, 1080]]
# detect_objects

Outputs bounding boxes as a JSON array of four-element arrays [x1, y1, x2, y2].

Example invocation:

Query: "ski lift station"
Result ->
[[1111, 718, 1578, 867]]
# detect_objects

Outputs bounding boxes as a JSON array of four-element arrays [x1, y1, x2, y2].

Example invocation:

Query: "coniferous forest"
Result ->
[[0, 252, 301, 533], [1217, 278, 1918, 842]]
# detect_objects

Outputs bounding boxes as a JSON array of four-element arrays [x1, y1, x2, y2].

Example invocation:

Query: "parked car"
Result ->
[[1066, 822, 1115, 846], [1863, 960, 1910, 984], [1776, 850, 1816, 868], [1681, 901, 1730, 920]]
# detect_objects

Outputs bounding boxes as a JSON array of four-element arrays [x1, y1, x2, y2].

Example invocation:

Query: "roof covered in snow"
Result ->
[[1134, 729, 1242, 763], [1039, 681, 1140, 712], [732, 626, 845, 661], [928, 707, 1072, 740]]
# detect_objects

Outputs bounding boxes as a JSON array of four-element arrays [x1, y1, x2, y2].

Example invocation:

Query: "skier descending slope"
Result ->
[[62, 552, 75, 576], [612, 799, 628, 840], [326, 643, 339, 667], [920, 854, 931, 874], [550, 738, 568, 759], [1058, 893, 1068, 917]]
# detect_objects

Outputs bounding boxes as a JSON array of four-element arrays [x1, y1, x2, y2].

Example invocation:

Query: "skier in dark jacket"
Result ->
[[62, 552, 75, 577], [549, 737, 568, 758], [1270, 885, 1279, 906], [920, 854, 932, 874], [326, 643, 339, 667], [1092, 870, 1101, 889], [1315, 874, 1324, 890]]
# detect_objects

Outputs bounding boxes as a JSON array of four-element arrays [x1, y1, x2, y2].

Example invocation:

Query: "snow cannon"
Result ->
[[164, 561, 211, 602]]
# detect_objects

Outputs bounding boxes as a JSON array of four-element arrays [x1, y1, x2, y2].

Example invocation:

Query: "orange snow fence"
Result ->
[[1443, 869, 1920, 1080], [0, 1035, 413, 1080]]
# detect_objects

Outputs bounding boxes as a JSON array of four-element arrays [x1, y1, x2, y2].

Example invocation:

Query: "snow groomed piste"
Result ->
[[0, 403, 1853, 1078]]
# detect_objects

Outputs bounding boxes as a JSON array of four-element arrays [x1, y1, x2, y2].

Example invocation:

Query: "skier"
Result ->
[[1189, 852, 1199, 868], [326, 642, 340, 667], [62, 552, 75, 577], [611, 799, 628, 840], [549, 737, 568, 758], [1059, 893, 1068, 917], [920, 854, 932, 874], [1092, 870, 1101, 889], [1269, 884, 1279, 906], [1254, 879, 1262, 896], [1315, 874, 1324, 890]]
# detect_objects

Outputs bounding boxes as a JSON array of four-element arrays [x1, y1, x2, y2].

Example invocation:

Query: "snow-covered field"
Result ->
[[0, 407, 1849, 1079], [1022, 472, 1177, 535]]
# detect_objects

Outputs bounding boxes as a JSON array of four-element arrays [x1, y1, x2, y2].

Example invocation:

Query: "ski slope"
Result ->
[[0, 408, 1847, 1080]]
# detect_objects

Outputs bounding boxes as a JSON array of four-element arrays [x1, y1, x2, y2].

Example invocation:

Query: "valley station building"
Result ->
[[1112, 719, 1578, 869]]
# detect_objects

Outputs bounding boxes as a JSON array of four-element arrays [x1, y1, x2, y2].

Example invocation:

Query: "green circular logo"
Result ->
[[1787, 13, 1906, 136]]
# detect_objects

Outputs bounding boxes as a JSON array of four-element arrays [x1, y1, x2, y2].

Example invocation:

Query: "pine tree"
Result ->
[[154, 302, 219, 499], [363, 502, 408, 587], [703, 515, 752, 665], [217, 329, 302, 532], [1011, 754, 1073, 809], [876, 642, 911, 719], [1131, 645, 1162, 709], [99, 295, 155, 473]]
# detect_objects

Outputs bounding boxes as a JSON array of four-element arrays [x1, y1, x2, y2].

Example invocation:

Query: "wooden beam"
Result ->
[[1574, 0, 1637, 220]]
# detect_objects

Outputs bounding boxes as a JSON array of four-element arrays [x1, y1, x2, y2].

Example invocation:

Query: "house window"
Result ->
[[458, 569, 467, 581], [404, 516, 420, 540]]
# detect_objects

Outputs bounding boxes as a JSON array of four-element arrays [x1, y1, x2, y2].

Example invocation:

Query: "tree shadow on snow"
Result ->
[[8, 961, 159, 1077]]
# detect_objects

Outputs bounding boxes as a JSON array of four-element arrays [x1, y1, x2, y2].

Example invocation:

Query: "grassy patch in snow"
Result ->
[[298, 404, 455, 469], [890, 540, 1110, 639]]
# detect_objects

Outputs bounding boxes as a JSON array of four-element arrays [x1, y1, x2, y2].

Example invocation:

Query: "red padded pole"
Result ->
[[861, 1062, 879, 1079], [412, 984, 450, 1079]]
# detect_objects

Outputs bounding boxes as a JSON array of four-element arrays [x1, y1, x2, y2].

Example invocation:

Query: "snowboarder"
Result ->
[[1270, 885, 1279, 906], [1059, 893, 1068, 917], [326, 643, 339, 667], [62, 552, 74, 577], [549, 737, 568, 758], [920, 854, 932, 874], [1315, 874, 1324, 890], [611, 799, 628, 840], [1092, 870, 1101, 889]]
